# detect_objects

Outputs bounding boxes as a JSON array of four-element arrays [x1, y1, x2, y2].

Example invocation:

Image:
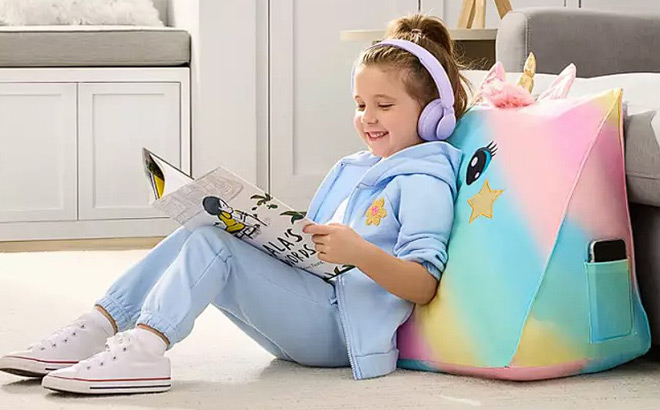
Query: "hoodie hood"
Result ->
[[345, 141, 462, 198]]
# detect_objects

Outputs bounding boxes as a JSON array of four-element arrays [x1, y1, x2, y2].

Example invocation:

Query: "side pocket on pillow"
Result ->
[[584, 259, 633, 343]]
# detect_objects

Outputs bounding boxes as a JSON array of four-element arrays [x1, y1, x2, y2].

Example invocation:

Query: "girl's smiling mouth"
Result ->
[[366, 131, 389, 140]]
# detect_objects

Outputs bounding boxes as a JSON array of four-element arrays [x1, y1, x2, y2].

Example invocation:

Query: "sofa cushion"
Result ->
[[0, 25, 190, 67], [463, 70, 660, 208]]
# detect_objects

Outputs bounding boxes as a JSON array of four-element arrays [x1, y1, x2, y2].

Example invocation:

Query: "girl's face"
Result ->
[[353, 64, 424, 158]]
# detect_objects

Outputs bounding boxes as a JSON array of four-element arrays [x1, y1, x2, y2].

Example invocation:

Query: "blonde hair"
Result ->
[[356, 14, 473, 119]]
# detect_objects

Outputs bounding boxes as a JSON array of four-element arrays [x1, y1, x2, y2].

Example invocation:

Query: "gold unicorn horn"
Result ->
[[516, 52, 536, 94]]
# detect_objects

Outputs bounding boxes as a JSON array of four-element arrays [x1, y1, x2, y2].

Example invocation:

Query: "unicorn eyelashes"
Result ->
[[466, 141, 497, 186]]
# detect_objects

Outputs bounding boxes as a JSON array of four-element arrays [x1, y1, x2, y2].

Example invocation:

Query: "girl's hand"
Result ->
[[302, 223, 370, 265]]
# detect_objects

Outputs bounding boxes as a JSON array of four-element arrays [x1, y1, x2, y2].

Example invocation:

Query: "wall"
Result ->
[[168, 0, 261, 187]]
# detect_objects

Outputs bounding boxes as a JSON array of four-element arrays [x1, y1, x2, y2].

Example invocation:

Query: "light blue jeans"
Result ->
[[95, 225, 349, 368]]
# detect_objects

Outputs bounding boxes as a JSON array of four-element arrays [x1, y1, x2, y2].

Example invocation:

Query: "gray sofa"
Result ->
[[496, 7, 660, 345]]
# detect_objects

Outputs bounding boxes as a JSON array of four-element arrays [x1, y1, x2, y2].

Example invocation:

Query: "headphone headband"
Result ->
[[359, 39, 454, 110]]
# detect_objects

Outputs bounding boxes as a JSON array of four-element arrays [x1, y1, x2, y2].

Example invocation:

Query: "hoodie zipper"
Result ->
[[325, 160, 380, 379], [335, 274, 360, 379], [333, 182, 365, 380]]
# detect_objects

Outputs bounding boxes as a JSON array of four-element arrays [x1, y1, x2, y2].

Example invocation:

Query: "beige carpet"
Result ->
[[1, 249, 660, 410]]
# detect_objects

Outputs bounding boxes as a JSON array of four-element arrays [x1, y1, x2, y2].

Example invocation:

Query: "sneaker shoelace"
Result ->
[[28, 317, 89, 351], [79, 332, 134, 370]]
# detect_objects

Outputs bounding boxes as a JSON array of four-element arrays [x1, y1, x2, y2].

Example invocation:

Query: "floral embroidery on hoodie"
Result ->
[[366, 198, 387, 226]]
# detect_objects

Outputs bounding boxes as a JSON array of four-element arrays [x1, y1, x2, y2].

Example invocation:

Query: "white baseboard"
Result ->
[[0, 218, 180, 241]]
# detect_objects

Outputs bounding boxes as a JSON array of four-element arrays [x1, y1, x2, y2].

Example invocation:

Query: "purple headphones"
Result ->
[[352, 39, 456, 141]]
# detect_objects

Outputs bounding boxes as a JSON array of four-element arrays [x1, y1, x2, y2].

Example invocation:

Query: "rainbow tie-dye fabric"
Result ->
[[397, 61, 651, 380]]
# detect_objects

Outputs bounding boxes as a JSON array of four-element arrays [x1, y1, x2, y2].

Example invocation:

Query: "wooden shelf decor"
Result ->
[[458, 0, 512, 29]]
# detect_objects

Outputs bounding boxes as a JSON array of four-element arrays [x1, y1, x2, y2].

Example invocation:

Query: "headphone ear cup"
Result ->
[[417, 99, 445, 142], [435, 110, 456, 141]]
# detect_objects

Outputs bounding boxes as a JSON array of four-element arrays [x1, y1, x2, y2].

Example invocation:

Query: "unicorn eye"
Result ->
[[466, 142, 497, 185]]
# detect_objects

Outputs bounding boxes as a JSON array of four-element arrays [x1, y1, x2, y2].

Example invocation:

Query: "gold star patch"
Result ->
[[468, 179, 503, 223], [366, 197, 387, 226]]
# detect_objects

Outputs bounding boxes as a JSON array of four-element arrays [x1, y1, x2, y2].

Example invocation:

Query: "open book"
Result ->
[[142, 148, 354, 280]]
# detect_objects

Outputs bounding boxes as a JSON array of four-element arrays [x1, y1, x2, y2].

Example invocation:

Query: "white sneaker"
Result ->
[[42, 329, 171, 395], [0, 311, 113, 378]]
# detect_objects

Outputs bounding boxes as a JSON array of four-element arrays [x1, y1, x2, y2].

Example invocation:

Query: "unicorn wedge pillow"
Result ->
[[397, 57, 651, 381]]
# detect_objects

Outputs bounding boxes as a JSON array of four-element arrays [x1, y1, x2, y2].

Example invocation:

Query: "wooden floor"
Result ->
[[0, 237, 165, 252]]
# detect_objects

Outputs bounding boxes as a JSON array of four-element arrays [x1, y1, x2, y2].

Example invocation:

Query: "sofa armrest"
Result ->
[[496, 7, 660, 77]]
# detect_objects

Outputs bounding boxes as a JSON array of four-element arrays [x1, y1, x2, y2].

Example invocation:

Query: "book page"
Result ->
[[146, 151, 194, 197]]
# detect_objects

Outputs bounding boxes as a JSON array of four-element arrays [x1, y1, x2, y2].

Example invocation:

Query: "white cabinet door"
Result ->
[[0, 83, 77, 223], [270, 0, 419, 211], [78, 82, 183, 220], [581, 0, 660, 13], [423, 1, 567, 29]]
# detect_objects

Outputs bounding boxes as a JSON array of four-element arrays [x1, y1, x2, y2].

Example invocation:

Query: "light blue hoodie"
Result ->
[[306, 141, 462, 380]]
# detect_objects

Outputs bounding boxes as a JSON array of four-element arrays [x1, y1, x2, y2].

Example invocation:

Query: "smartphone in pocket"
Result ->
[[589, 238, 627, 263]]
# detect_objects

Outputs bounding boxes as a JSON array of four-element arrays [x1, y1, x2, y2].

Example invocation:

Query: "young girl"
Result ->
[[0, 13, 469, 394]]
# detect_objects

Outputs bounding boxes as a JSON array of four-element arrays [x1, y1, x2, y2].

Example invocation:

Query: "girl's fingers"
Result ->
[[303, 223, 329, 234]]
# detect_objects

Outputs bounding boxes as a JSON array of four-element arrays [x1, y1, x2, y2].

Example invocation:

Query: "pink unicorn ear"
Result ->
[[472, 62, 506, 104], [537, 63, 577, 101]]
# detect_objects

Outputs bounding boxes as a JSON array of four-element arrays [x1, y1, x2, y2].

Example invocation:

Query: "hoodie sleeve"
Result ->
[[391, 174, 456, 281]]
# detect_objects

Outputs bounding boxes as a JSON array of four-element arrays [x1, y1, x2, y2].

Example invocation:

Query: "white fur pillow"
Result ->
[[0, 0, 164, 26]]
